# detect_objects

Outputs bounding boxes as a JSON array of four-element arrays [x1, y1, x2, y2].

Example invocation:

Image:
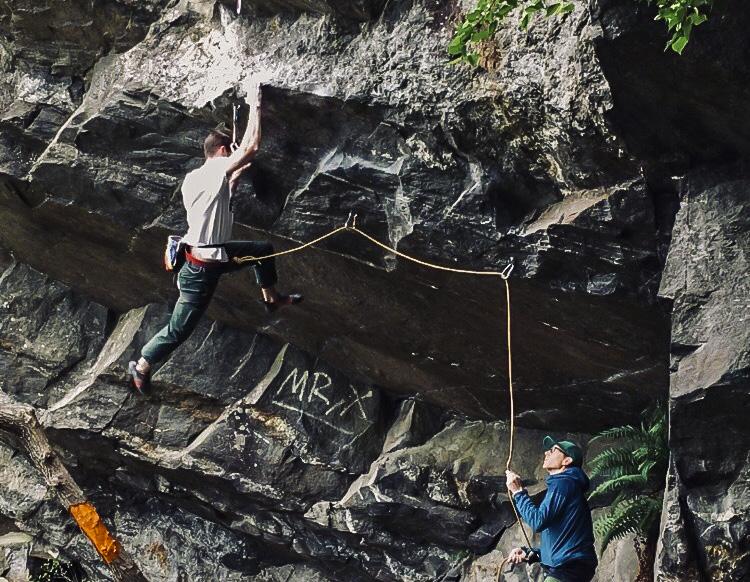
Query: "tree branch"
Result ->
[[0, 392, 149, 582]]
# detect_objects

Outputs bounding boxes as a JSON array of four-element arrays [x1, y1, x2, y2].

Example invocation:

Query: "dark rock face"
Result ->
[[0, 262, 110, 408], [655, 169, 750, 582], [0, 0, 166, 179], [595, 0, 750, 164], [0, 0, 746, 580], [0, 0, 669, 432], [0, 259, 642, 581]]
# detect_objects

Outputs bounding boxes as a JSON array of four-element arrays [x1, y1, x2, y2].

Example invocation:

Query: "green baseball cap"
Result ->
[[543, 435, 583, 467]]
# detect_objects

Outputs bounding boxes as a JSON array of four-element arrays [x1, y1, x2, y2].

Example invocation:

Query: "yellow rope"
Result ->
[[232, 226, 348, 264], [501, 276, 533, 550], [348, 227, 504, 276], [231, 217, 532, 549], [503, 277, 514, 471]]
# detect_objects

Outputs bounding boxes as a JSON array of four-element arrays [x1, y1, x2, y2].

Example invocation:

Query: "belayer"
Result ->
[[129, 84, 302, 393], [499, 436, 597, 582]]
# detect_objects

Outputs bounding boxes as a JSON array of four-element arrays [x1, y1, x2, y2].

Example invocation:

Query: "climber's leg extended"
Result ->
[[129, 262, 219, 392], [141, 297, 208, 363], [223, 240, 303, 312]]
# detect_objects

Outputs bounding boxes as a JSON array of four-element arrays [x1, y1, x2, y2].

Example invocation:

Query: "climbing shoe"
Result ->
[[128, 361, 151, 395], [263, 293, 304, 313]]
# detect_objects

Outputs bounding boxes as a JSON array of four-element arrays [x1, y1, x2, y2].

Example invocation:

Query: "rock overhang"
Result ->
[[0, 0, 671, 433]]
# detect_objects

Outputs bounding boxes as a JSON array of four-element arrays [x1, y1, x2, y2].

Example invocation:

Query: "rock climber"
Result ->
[[128, 84, 302, 393], [501, 436, 597, 582]]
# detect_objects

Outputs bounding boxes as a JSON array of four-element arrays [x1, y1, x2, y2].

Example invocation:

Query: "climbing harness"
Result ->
[[232, 212, 533, 554], [162, 236, 225, 272]]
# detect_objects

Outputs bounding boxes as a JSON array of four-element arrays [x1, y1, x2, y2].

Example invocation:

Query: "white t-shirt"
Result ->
[[181, 156, 234, 261]]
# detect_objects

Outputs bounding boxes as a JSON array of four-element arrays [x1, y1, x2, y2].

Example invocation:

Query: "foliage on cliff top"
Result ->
[[449, 0, 714, 66]]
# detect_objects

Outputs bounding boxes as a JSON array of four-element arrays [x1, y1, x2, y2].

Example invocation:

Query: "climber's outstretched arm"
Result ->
[[226, 84, 262, 175]]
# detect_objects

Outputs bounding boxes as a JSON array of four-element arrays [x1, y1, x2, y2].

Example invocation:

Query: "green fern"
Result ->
[[589, 424, 642, 443], [588, 447, 638, 477], [589, 473, 649, 500], [596, 496, 662, 550], [588, 403, 668, 552]]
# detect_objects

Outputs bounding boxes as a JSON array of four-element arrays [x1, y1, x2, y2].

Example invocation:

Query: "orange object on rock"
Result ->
[[69, 502, 120, 564]]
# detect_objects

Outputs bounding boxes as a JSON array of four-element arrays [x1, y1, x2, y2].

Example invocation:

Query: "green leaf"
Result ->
[[497, 4, 515, 18], [471, 29, 493, 42], [450, 0, 711, 66], [546, 1, 574, 16], [545, 3, 560, 17], [448, 35, 466, 55], [596, 497, 652, 551], [671, 35, 689, 54], [591, 454, 638, 473], [690, 12, 708, 26]]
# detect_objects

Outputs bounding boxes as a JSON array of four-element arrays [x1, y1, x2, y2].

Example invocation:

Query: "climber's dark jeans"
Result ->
[[141, 240, 277, 365]]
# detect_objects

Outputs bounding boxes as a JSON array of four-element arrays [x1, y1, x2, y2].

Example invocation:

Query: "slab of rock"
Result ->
[[0, 262, 109, 408], [656, 167, 750, 581]]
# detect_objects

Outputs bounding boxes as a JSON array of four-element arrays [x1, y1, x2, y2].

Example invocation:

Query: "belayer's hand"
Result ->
[[508, 547, 527, 565], [505, 470, 523, 495]]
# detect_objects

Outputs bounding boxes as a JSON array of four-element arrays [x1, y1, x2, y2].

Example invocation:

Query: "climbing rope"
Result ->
[[500, 270, 533, 551], [233, 213, 533, 552], [230, 104, 239, 151]]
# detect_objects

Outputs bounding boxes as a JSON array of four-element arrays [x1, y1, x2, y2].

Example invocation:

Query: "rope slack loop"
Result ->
[[230, 216, 532, 554]]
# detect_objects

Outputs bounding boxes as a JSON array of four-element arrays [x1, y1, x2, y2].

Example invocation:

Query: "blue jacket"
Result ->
[[513, 467, 597, 568]]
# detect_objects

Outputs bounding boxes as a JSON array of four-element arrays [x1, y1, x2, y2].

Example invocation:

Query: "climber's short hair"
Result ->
[[203, 130, 232, 158]]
